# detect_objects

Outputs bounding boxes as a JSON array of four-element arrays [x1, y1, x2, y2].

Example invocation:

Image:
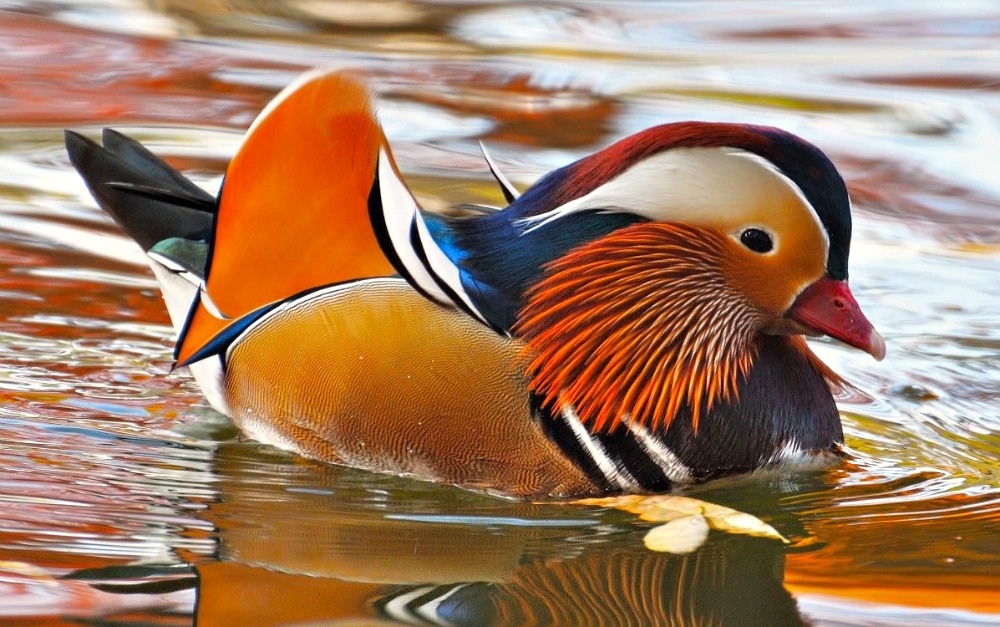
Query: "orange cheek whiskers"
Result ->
[[515, 223, 762, 435]]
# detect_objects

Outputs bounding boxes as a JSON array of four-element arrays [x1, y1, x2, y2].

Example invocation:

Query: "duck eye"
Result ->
[[739, 228, 773, 253]]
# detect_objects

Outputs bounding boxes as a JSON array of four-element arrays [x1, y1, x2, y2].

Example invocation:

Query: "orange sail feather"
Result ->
[[175, 71, 396, 365]]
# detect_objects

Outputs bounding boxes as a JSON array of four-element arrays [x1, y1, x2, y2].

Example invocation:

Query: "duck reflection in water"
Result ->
[[181, 443, 805, 626]]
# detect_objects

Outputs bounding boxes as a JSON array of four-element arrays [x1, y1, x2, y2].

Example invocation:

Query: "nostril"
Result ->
[[833, 298, 845, 309]]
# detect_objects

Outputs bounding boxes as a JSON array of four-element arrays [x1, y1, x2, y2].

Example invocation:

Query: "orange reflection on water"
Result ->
[[785, 485, 1000, 615], [0, 13, 275, 128]]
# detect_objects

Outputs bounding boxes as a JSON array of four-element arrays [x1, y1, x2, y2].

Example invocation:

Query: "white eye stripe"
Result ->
[[516, 147, 830, 262], [729, 150, 829, 253]]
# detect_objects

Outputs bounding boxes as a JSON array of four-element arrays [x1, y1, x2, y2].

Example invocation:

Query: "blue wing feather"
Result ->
[[428, 187, 644, 331]]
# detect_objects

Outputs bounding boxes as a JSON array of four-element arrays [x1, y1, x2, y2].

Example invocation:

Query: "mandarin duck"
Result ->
[[64, 70, 884, 499]]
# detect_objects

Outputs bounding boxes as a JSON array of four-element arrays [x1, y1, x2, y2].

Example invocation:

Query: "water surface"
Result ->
[[0, 1, 997, 624]]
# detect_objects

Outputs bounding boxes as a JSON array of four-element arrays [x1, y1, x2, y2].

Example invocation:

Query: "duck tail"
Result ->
[[65, 70, 401, 368], [64, 128, 215, 258], [65, 128, 230, 411], [67, 70, 497, 370], [65, 129, 216, 331]]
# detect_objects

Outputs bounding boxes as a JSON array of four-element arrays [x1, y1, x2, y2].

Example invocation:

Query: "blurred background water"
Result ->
[[0, 0, 997, 624]]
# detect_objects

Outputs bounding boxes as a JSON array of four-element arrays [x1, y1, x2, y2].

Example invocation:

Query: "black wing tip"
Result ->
[[63, 128, 89, 145], [106, 181, 216, 213], [64, 127, 217, 251], [101, 127, 124, 143], [64, 128, 100, 166]]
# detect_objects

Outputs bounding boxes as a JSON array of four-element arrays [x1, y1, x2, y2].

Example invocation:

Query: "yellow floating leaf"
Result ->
[[576, 495, 788, 545], [632, 496, 707, 520], [574, 495, 643, 509], [579, 495, 715, 521], [643, 514, 710, 554], [705, 511, 789, 543]]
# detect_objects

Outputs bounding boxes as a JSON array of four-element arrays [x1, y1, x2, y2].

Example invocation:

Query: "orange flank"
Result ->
[[175, 71, 396, 365]]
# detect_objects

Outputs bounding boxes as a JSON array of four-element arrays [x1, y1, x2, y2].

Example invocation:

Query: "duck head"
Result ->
[[450, 122, 884, 434]]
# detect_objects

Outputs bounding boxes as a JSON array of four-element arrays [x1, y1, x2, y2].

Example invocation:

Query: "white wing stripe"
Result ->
[[563, 406, 641, 491], [383, 586, 435, 625], [411, 212, 490, 325], [415, 584, 468, 625], [377, 149, 451, 305], [377, 148, 490, 326]]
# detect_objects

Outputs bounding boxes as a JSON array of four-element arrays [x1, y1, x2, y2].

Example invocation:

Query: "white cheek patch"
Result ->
[[517, 147, 829, 263]]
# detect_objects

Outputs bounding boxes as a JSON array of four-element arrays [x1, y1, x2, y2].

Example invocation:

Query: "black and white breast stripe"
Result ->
[[368, 148, 493, 329], [534, 398, 693, 493]]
